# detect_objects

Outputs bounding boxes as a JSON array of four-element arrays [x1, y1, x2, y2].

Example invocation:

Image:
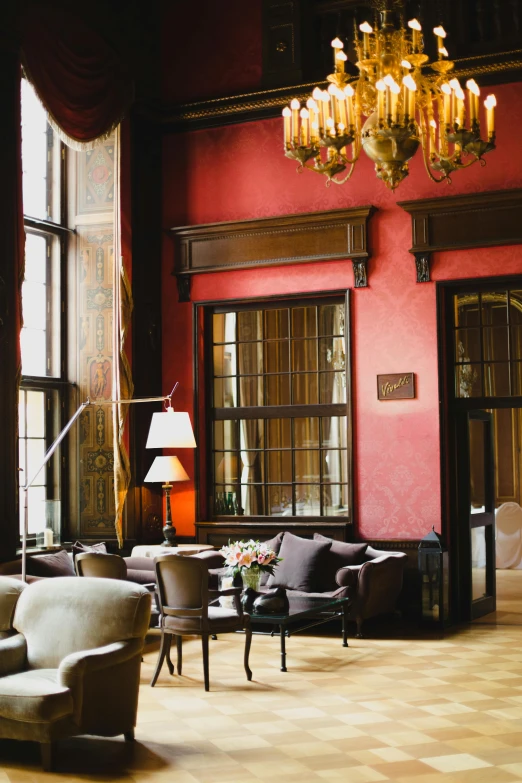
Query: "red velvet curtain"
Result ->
[[21, 5, 133, 145]]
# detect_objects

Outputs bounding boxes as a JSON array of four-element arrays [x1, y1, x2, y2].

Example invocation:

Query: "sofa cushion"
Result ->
[[260, 532, 285, 586], [0, 669, 73, 722], [267, 533, 331, 592], [71, 541, 108, 560], [314, 534, 368, 591], [27, 550, 75, 578]]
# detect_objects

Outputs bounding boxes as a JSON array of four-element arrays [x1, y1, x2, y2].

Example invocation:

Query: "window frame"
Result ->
[[194, 290, 353, 526], [20, 82, 74, 544]]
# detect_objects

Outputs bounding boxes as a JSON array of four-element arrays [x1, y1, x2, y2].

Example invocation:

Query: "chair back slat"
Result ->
[[155, 555, 208, 619]]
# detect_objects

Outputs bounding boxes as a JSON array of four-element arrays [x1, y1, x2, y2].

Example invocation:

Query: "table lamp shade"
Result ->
[[144, 456, 190, 483], [146, 409, 196, 449]]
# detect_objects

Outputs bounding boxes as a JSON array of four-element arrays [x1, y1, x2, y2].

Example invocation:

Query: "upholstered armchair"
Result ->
[[0, 577, 151, 770], [335, 546, 408, 636], [0, 578, 26, 640]]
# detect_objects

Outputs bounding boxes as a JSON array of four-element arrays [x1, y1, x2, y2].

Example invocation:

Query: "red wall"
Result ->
[[162, 81, 522, 540]]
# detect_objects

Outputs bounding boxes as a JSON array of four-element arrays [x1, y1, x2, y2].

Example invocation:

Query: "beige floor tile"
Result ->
[[420, 753, 493, 772]]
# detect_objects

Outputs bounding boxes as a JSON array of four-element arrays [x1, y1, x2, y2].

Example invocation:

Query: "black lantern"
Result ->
[[418, 527, 449, 628]]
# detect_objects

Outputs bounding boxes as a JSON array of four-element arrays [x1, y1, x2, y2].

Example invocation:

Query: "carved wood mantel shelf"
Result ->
[[398, 189, 522, 283], [170, 206, 376, 301]]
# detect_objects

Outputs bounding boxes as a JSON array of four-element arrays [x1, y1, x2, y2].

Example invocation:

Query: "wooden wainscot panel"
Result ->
[[170, 206, 376, 301], [377, 372, 415, 401], [398, 189, 522, 284]]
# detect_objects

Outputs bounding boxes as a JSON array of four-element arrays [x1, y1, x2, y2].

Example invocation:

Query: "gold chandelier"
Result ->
[[282, 10, 497, 190]]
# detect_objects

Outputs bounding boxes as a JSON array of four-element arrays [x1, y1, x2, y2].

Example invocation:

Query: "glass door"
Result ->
[[458, 410, 496, 619]]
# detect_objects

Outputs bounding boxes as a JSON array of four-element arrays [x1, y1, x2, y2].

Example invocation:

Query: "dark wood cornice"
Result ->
[[398, 189, 522, 283], [169, 206, 376, 301], [139, 50, 522, 134]]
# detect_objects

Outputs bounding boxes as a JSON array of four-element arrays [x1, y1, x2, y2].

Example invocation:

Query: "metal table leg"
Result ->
[[342, 603, 349, 648], [280, 624, 287, 672]]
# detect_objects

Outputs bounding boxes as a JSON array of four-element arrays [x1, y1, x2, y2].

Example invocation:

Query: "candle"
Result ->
[[433, 25, 447, 58], [376, 79, 386, 124], [466, 79, 480, 123], [429, 119, 437, 153], [290, 98, 300, 143], [328, 83, 339, 128], [344, 84, 355, 127], [455, 87, 465, 128], [326, 117, 336, 137], [43, 528, 53, 548], [299, 108, 309, 146], [408, 19, 422, 53], [335, 86, 347, 128], [359, 21, 373, 59], [402, 74, 416, 121], [282, 107, 291, 147], [306, 98, 318, 135], [320, 90, 331, 129], [335, 50, 347, 73], [449, 78, 460, 127], [441, 83, 452, 126], [331, 37, 344, 70], [484, 94, 496, 137], [390, 81, 401, 124]]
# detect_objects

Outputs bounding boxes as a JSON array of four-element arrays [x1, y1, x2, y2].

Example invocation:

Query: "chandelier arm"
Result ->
[[419, 119, 450, 184], [328, 162, 357, 185]]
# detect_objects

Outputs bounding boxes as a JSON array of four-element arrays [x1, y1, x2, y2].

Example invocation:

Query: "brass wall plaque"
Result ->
[[377, 373, 415, 401]]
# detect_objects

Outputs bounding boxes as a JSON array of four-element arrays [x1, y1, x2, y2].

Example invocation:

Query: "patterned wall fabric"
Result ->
[[76, 136, 116, 536]]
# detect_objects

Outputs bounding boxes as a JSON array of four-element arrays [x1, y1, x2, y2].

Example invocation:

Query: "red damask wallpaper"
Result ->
[[161, 81, 522, 540]]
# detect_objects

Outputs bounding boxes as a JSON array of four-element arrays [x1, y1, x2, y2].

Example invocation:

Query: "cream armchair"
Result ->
[[0, 578, 26, 641], [0, 576, 151, 770]]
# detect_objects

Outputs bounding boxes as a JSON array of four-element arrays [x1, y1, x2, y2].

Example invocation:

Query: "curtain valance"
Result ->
[[21, 6, 133, 149]]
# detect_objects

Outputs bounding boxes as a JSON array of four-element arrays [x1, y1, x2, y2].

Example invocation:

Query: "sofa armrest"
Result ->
[[59, 638, 143, 725], [356, 556, 406, 618], [0, 633, 27, 676], [335, 565, 361, 589]]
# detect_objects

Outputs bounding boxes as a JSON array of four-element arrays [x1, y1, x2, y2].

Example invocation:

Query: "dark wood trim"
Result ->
[[196, 520, 350, 545], [170, 207, 375, 301], [137, 49, 522, 134], [214, 403, 347, 421], [399, 189, 522, 283]]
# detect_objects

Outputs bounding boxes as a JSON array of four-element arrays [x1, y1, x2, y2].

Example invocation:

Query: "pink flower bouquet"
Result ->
[[219, 539, 282, 579]]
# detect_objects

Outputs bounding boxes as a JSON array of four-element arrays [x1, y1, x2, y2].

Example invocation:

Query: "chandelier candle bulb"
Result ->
[[441, 83, 452, 126], [455, 87, 465, 128], [408, 19, 422, 53], [485, 94, 496, 137], [390, 81, 401, 124], [429, 118, 437, 152], [359, 21, 373, 59], [299, 108, 309, 145], [376, 79, 386, 124], [290, 99, 300, 143], [335, 50, 347, 74], [306, 98, 318, 140], [344, 84, 355, 126], [331, 37, 344, 70], [466, 79, 480, 122], [433, 25, 447, 58], [282, 107, 291, 147], [328, 83, 339, 127], [402, 74, 417, 120]]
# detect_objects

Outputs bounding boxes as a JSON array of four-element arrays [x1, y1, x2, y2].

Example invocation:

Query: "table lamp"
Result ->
[[144, 455, 190, 545]]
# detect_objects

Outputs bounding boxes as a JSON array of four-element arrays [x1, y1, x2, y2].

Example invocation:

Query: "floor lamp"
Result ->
[[21, 382, 196, 582]]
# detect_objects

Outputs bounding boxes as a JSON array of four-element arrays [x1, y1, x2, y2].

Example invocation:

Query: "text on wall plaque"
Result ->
[[377, 373, 415, 400]]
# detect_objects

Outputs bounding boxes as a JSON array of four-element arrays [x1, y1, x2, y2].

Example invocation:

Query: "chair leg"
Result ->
[[40, 742, 54, 771], [150, 630, 170, 686], [165, 633, 174, 676], [244, 625, 253, 682], [201, 633, 210, 691], [124, 729, 135, 741], [356, 617, 364, 638], [176, 634, 183, 675]]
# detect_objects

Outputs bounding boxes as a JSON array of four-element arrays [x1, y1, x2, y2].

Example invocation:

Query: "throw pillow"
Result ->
[[267, 532, 331, 592], [27, 549, 75, 577], [71, 541, 108, 561], [314, 534, 368, 591], [260, 532, 285, 586]]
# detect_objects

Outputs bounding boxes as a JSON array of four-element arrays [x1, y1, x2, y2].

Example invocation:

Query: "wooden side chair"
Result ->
[[151, 554, 252, 691], [75, 552, 127, 579]]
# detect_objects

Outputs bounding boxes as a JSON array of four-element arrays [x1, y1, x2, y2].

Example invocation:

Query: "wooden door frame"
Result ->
[[437, 275, 522, 623]]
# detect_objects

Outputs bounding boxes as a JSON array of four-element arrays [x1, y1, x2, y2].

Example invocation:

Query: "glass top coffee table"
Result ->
[[249, 594, 351, 672]]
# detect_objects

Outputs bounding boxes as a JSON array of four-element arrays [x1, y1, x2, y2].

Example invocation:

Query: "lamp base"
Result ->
[[162, 521, 177, 547]]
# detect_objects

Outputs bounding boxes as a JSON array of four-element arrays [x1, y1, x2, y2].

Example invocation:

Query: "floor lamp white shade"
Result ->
[[146, 408, 196, 448]]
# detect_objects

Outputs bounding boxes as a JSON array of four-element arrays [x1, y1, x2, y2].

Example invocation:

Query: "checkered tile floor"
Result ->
[[4, 618, 522, 781]]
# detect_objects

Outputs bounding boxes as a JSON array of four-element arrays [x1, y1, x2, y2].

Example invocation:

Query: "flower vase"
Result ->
[[241, 566, 261, 592]]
